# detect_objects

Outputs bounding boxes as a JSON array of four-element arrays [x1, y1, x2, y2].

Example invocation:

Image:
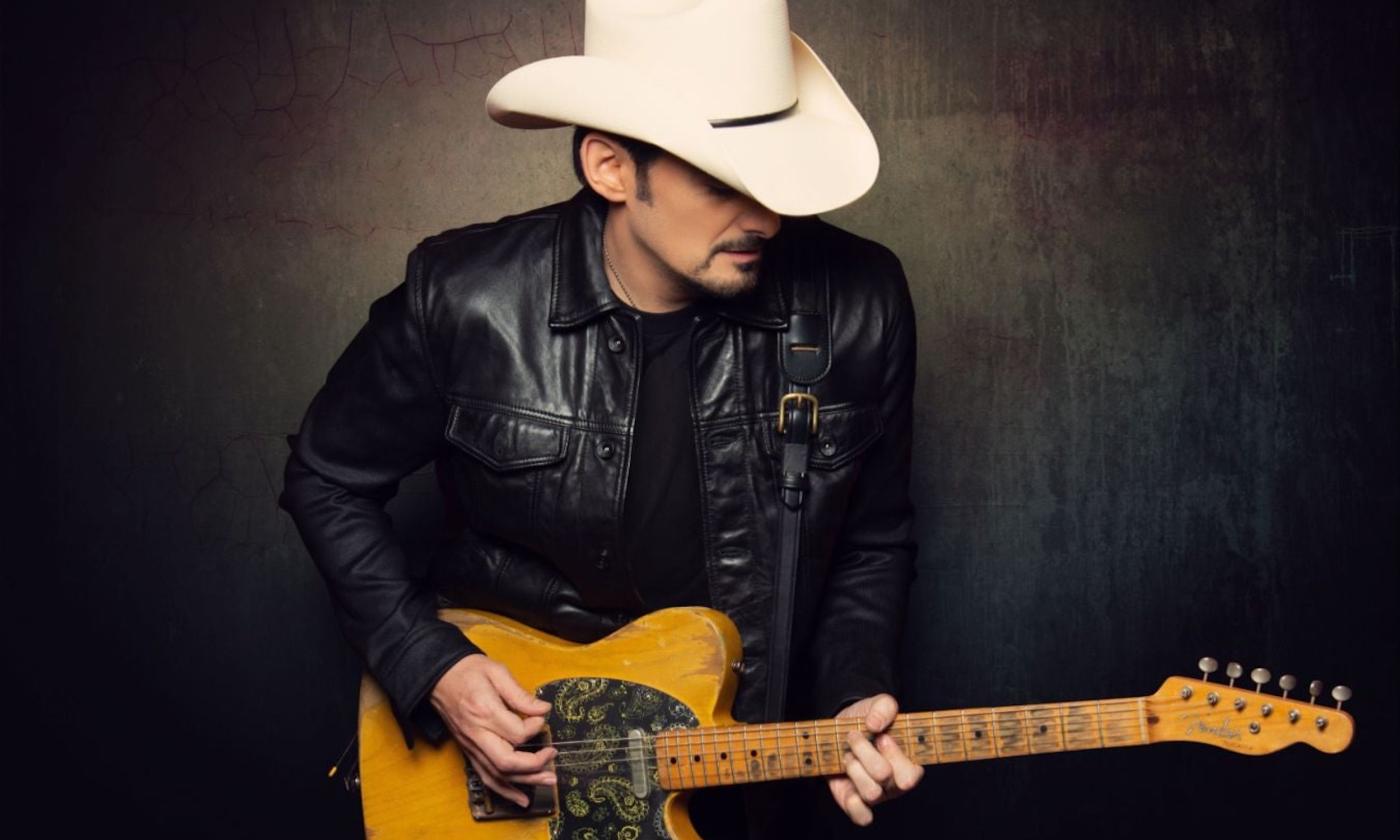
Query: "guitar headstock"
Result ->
[[1145, 659, 1354, 756]]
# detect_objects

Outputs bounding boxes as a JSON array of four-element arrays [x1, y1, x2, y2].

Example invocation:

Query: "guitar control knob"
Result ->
[[1331, 685, 1352, 710], [1279, 674, 1297, 698], [1250, 667, 1271, 692], [1309, 680, 1324, 704], [1226, 662, 1243, 687], [1198, 657, 1218, 682]]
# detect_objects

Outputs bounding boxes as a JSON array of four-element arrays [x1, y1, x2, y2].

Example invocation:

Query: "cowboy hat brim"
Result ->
[[485, 33, 879, 216]]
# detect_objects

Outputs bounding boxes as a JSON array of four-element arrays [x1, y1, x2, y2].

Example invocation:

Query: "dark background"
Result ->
[[3, 1, 1395, 837]]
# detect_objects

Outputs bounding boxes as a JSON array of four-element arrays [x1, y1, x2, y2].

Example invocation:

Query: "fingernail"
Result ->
[[544, 775, 556, 785]]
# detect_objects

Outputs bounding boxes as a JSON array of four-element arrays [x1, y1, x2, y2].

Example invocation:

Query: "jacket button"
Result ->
[[607, 336, 626, 353], [818, 437, 838, 457], [596, 440, 616, 460], [595, 549, 610, 570]]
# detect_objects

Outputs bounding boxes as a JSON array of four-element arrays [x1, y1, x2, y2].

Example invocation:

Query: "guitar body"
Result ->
[[358, 606, 743, 840]]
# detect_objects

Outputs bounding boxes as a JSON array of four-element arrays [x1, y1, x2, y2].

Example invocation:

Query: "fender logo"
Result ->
[[1179, 713, 1242, 741]]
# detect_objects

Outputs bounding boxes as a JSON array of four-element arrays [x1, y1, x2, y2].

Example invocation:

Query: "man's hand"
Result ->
[[826, 693, 924, 826], [430, 653, 557, 807]]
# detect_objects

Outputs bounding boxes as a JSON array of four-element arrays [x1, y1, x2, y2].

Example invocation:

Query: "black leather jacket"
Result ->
[[278, 187, 918, 746]]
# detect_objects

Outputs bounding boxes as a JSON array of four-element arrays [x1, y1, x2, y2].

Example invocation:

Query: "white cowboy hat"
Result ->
[[485, 0, 879, 216]]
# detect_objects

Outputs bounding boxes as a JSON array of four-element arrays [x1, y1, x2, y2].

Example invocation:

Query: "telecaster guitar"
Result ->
[[354, 607, 1354, 839]]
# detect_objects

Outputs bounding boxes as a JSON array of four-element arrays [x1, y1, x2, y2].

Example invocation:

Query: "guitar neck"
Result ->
[[654, 696, 1150, 790]]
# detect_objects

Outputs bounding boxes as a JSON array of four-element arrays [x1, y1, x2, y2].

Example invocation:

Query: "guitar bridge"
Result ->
[[464, 728, 558, 821]]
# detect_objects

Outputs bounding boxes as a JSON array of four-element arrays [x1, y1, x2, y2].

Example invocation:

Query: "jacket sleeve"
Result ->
[[278, 244, 482, 748], [806, 248, 919, 719]]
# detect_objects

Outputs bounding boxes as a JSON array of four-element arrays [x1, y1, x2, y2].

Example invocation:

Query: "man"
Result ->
[[279, 1, 921, 835]]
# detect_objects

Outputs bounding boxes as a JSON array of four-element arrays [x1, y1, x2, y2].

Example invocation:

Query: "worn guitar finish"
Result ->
[[357, 608, 1355, 839]]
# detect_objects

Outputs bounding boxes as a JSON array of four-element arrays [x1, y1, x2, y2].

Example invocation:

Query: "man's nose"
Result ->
[[739, 196, 782, 240]]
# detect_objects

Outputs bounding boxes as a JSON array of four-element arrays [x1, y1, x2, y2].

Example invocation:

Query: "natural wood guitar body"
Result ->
[[359, 607, 742, 840]]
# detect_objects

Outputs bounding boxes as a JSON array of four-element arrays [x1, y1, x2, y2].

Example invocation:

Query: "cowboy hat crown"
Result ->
[[485, 0, 879, 216]]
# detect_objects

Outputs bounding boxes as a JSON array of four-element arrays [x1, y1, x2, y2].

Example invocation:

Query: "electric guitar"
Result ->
[[353, 607, 1354, 839]]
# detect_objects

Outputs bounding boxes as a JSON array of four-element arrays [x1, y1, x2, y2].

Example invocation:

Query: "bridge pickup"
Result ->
[[464, 729, 558, 821]]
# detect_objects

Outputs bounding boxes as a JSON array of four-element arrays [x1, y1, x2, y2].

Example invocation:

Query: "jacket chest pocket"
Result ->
[[442, 402, 571, 547]]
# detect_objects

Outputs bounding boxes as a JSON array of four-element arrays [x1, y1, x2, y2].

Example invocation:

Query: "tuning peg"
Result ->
[[1331, 685, 1352, 711], [1198, 657, 1218, 682], [1279, 674, 1297, 699], [1226, 662, 1243, 687], [1308, 680, 1324, 704], [1250, 667, 1271, 693]]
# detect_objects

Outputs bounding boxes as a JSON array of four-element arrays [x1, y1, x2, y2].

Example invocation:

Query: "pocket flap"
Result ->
[[761, 403, 884, 469], [444, 403, 570, 471]]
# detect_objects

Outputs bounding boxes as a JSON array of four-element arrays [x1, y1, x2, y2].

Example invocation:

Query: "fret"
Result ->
[[1063, 703, 1097, 750], [911, 714, 935, 764], [834, 718, 849, 776], [816, 719, 839, 774], [724, 726, 743, 783], [703, 726, 717, 786], [796, 723, 817, 776], [744, 725, 764, 782], [937, 711, 964, 762], [902, 714, 926, 763], [762, 723, 782, 778], [684, 728, 701, 788], [1137, 698, 1149, 745], [993, 708, 1027, 756], [963, 710, 996, 760], [1094, 700, 1107, 749], [1027, 705, 1062, 753], [656, 730, 673, 789]]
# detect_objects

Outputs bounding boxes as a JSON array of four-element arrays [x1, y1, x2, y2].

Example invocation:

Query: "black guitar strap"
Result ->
[[763, 218, 832, 723]]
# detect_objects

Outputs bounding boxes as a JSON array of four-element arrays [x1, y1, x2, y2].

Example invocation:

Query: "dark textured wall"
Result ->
[[3, 1, 1395, 836]]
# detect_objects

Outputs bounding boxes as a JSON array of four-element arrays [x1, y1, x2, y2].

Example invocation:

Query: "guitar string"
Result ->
[[538, 707, 1157, 769], [532, 700, 1156, 750]]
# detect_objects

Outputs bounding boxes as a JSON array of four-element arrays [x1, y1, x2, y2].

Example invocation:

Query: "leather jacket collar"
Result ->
[[548, 187, 789, 331]]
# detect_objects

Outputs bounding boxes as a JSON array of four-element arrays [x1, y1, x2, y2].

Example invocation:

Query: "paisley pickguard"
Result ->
[[539, 677, 699, 840]]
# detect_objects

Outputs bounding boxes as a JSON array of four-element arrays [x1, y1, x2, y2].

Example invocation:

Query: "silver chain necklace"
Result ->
[[602, 239, 639, 309]]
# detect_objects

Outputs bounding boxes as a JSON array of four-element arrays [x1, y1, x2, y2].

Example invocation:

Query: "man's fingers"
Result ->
[[462, 743, 530, 808], [863, 693, 899, 733], [843, 752, 885, 804], [827, 776, 874, 827], [475, 727, 558, 774], [847, 730, 894, 789], [875, 733, 924, 792], [488, 665, 552, 717]]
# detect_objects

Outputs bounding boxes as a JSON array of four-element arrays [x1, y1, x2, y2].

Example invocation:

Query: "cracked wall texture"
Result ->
[[3, 0, 1396, 836]]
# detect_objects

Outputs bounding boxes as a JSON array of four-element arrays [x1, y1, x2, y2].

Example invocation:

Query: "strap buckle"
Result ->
[[776, 392, 820, 436]]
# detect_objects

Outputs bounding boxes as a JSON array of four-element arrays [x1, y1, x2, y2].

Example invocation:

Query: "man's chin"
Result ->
[[685, 271, 761, 301]]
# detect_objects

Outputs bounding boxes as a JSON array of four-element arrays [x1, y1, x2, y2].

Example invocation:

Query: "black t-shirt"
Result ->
[[619, 301, 711, 611]]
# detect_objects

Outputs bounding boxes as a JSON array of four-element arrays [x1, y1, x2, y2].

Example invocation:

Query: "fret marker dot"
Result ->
[[669, 757, 677, 764], [720, 752, 728, 760], [750, 750, 758, 757], [974, 730, 983, 739], [693, 756, 701, 762], [1039, 725, 1048, 734]]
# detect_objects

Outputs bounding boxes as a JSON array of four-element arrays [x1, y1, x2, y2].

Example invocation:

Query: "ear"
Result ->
[[578, 131, 632, 203]]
